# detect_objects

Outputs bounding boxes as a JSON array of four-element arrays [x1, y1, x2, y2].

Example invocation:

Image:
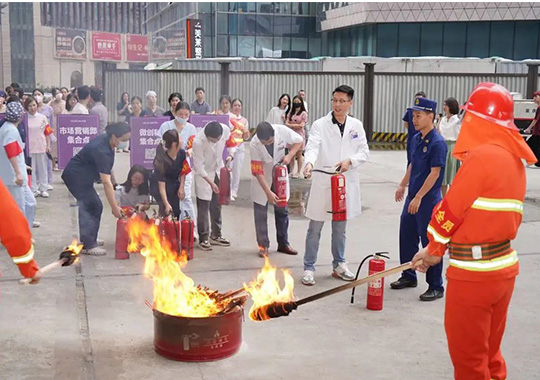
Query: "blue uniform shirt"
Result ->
[[408, 128, 447, 200], [403, 108, 418, 164]]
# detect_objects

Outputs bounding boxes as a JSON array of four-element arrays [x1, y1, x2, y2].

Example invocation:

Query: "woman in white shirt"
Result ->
[[265, 94, 290, 125], [437, 97, 461, 196]]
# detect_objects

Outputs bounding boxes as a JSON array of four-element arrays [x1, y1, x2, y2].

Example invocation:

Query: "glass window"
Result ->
[[229, 14, 238, 35], [490, 21, 514, 59], [377, 24, 398, 57], [514, 21, 539, 60], [420, 23, 443, 56], [308, 37, 321, 58], [274, 2, 291, 14], [257, 14, 273, 35], [257, 2, 273, 13], [274, 36, 290, 57], [466, 22, 489, 58], [217, 13, 228, 35], [274, 15, 292, 35], [238, 35, 255, 56], [217, 2, 229, 11], [398, 23, 420, 56], [201, 14, 213, 36], [217, 35, 229, 57], [291, 16, 307, 36], [229, 35, 238, 56], [203, 35, 213, 57], [292, 2, 309, 15], [239, 14, 256, 34], [256, 36, 273, 57], [198, 2, 212, 13], [291, 37, 308, 58], [443, 22, 466, 57], [229, 2, 238, 12], [237, 2, 256, 12]]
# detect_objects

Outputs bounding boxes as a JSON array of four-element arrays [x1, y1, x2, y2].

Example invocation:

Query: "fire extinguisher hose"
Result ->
[[350, 252, 390, 304]]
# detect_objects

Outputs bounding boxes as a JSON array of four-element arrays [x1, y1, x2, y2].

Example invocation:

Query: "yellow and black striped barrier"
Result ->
[[371, 132, 408, 143]]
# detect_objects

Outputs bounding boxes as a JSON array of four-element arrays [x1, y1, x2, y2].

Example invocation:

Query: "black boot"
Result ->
[[390, 277, 418, 289], [419, 288, 444, 301]]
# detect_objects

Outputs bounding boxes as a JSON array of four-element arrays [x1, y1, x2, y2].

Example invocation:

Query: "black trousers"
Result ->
[[527, 135, 540, 167], [196, 175, 222, 242]]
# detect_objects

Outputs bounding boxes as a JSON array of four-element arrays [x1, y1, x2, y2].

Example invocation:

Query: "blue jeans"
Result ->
[[7, 184, 36, 230], [399, 196, 444, 292], [253, 202, 289, 249], [303, 219, 347, 272]]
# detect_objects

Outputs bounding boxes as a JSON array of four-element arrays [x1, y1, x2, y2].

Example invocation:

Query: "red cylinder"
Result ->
[[181, 217, 194, 261], [273, 164, 288, 208], [331, 174, 347, 221], [366, 257, 386, 311], [115, 218, 130, 260], [218, 166, 231, 205], [161, 217, 180, 255]]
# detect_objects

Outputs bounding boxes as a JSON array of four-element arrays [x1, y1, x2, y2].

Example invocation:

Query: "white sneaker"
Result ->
[[40, 191, 50, 198], [32, 221, 41, 228], [301, 270, 315, 286], [46, 184, 54, 191], [82, 247, 107, 256], [97, 239, 105, 246], [230, 194, 237, 201], [332, 262, 355, 281], [33, 191, 41, 197]]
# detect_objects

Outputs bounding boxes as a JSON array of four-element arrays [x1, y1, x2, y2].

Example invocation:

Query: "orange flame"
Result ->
[[243, 257, 295, 321], [126, 218, 222, 318]]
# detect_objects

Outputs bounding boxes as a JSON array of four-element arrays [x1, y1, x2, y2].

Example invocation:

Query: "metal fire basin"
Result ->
[[153, 306, 243, 362]]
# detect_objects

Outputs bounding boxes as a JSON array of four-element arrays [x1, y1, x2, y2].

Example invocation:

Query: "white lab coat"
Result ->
[[250, 124, 304, 206], [304, 112, 369, 221], [192, 124, 236, 201]]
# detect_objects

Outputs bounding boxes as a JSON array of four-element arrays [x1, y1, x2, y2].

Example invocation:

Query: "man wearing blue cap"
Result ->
[[391, 97, 447, 301]]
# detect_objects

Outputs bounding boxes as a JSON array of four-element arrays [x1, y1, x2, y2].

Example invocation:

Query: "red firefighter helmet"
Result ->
[[461, 82, 518, 131]]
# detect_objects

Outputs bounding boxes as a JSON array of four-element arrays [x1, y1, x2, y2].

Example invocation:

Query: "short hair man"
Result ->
[[72, 85, 90, 114], [89, 87, 108, 134], [144, 90, 165, 117], [191, 87, 212, 115]]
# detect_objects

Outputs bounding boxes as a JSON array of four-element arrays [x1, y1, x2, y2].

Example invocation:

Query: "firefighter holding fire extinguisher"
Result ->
[[412, 83, 537, 380], [302, 85, 369, 286], [249, 121, 303, 258]]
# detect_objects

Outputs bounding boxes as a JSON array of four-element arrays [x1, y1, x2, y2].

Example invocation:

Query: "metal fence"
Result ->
[[104, 68, 528, 135]]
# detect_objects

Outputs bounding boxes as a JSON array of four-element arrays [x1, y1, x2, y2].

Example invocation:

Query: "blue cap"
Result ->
[[0, 91, 6, 98], [411, 97, 437, 113]]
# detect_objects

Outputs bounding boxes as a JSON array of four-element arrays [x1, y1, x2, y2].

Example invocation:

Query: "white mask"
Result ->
[[176, 117, 187, 124]]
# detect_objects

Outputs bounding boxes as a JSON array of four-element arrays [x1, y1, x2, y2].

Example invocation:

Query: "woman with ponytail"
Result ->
[[150, 129, 190, 218]]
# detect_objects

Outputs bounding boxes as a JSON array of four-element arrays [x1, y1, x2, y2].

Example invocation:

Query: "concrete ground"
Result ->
[[1, 149, 539, 380]]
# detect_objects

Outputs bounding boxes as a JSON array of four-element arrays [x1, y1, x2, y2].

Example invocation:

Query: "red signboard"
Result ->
[[91, 32, 122, 61], [126, 34, 149, 62]]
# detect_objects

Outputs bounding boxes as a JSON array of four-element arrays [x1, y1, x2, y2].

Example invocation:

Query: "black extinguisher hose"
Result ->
[[350, 251, 390, 304]]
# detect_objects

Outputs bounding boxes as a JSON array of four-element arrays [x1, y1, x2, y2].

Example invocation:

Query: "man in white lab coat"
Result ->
[[302, 85, 370, 286], [250, 122, 304, 257], [192, 121, 236, 251]]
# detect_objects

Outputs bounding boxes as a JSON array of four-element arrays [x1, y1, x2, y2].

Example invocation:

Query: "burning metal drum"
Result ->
[[153, 306, 244, 362]]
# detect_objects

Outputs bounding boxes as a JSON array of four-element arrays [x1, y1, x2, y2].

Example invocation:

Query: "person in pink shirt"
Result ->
[[24, 96, 52, 198], [285, 95, 308, 178]]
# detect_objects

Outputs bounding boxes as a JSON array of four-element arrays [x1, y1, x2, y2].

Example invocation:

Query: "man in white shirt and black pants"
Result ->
[[250, 122, 303, 257]]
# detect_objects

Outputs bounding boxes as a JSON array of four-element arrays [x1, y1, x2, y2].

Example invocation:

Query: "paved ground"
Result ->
[[1, 149, 539, 380]]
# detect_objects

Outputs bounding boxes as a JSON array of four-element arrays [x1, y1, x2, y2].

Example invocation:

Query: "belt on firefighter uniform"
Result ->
[[448, 241, 518, 272]]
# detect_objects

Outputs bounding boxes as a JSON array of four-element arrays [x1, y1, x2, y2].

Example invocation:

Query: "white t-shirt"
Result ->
[[71, 103, 89, 115], [266, 107, 286, 125], [439, 114, 460, 141]]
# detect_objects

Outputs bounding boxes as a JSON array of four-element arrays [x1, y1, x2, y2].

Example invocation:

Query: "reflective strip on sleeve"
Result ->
[[449, 250, 518, 272], [12, 246, 35, 264], [471, 197, 523, 214], [427, 225, 450, 244]]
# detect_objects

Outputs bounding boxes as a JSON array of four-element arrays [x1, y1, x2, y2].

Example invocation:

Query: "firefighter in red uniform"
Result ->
[[0, 179, 42, 284], [412, 82, 537, 380]]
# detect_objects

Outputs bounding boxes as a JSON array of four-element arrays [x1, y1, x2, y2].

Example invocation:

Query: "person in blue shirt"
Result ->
[[403, 91, 426, 165], [392, 97, 447, 302], [61, 122, 131, 256]]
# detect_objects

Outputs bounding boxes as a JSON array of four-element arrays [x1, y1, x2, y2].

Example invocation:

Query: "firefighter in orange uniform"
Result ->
[[412, 82, 537, 380], [0, 179, 42, 284]]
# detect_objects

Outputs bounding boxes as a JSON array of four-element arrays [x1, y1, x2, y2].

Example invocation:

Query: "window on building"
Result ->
[[229, 14, 238, 35], [291, 16, 308, 36], [291, 37, 308, 58], [257, 14, 273, 35], [198, 2, 213, 13], [377, 24, 398, 57], [274, 15, 292, 35], [308, 38, 322, 58], [217, 35, 229, 57], [513, 21, 537, 60], [292, 2, 309, 15], [274, 36, 291, 58], [239, 14, 257, 34], [256, 36, 274, 57], [398, 23, 420, 57], [229, 35, 238, 56], [10, 3, 35, 89], [466, 22, 489, 58], [274, 2, 291, 14], [420, 23, 443, 56], [238, 36, 255, 57], [203, 35, 213, 57], [443, 22, 466, 57], [257, 2, 274, 13], [490, 21, 514, 59], [217, 13, 228, 35]]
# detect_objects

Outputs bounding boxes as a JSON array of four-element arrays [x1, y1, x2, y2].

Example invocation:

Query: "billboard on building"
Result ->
[[126, 35, 149, 62], [91, 32, 122, 61], [55, 29, 87, 60], [150, 29, 186, 60], [186, 19, 203, 59]]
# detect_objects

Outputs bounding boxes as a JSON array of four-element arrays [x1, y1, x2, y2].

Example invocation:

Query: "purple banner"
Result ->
[[189, 114, 229, 130], [57, 114, 99, 169], [130, 116, 170, 170]]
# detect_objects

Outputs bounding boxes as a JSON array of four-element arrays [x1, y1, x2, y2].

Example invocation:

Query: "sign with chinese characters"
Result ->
[[126, 34, 148, 62], [55, 29, 87, 60], [91, 32, 122, 61], [150, 30, 185, 60], [130, 117, 170, 170], [188, 114, 229, 130], [56, 115, 99, 169], [186, 19, 204, 59]]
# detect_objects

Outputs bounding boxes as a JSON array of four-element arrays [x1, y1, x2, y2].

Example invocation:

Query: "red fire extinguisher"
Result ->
[[181, 214, 194, 261], [366, 255, 386, 311], [161, 216, 180, 255], [218, 165, 232, 205], [330, 173, 347, 221], [115, 207, 134, 260], [272, 163, 288, 207]]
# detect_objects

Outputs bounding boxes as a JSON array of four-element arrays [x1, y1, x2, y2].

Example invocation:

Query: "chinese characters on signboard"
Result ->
[[187, 19, 204, 59], [126, 34, 148, 62], [55, 29, 87, 60], [57, 115, 99, 169], [130, 117, 170, 170], [91, 32, 122, 61]]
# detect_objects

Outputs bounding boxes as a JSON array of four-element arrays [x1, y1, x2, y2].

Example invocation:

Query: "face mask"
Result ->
[[176, 117, 187, 124], [293, 103, 301, 108], [55, 93, 63, 101], [34, 95, 43, 104]]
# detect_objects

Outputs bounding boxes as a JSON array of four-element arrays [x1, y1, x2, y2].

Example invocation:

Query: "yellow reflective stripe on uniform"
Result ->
[[449, 250, 518, 272], [427, 225, 450, 244], [12, 245, 35, 264], [471, 197, 523, 214]]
